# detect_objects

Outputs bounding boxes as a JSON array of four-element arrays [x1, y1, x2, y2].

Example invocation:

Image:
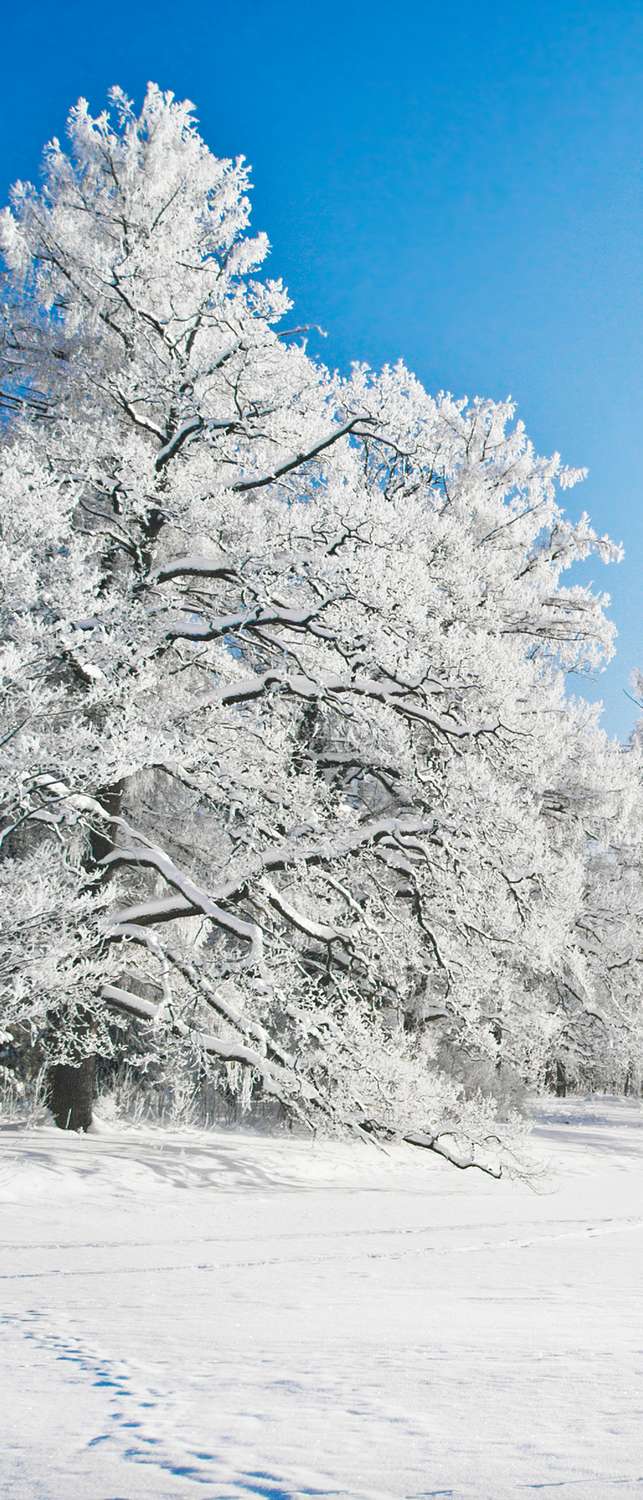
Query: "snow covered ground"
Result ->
[[1, 1097, 642, 1500]]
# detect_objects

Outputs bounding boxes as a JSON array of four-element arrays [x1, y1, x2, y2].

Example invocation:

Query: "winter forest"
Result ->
[[0, 85, 641, 1165]]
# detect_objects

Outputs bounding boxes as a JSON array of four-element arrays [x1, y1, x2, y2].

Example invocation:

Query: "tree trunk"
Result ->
[[46, 781, 123, 1131], [545, 1057, 567, 1097], [49, 1057, 95, 1131], [555, 1059, 567, 1097]]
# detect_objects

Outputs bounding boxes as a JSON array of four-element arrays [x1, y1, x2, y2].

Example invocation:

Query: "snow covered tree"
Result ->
[[568, 679, 642, 1092], [531, 718, 642, 1095], [1, 86, 639, 1164]]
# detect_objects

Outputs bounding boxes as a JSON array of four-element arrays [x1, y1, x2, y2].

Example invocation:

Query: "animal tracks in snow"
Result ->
[[2, 1210, 639, 1255], [1, 1214, 642, 1283], [3, 1310, 328, 1498]]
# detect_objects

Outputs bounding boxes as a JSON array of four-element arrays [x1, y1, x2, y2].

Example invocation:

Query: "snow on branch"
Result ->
[[206, 669, 498, 742], [154, 416, 204, 471], [153, 553, 240, 584], [231, 416, 377, 492]]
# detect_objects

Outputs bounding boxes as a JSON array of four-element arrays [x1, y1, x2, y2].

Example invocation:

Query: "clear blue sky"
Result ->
[[2, 0, 641, 738]]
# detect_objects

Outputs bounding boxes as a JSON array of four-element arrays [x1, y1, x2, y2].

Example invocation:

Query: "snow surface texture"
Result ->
[[1, 1098, 642, 1500]]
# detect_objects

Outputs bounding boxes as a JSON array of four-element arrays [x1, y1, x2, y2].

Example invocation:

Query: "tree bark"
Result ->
[[49, 1057, 95, 1131]]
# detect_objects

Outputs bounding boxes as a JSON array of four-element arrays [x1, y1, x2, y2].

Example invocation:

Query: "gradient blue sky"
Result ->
[[2, 1, 641, 737]]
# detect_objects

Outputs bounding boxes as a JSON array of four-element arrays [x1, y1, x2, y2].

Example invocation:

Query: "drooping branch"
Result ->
[[102, 984, 302, 1107], [100, 983, 505, 1175]]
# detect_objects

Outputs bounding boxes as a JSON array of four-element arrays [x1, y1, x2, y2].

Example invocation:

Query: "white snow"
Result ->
[[1, 1097, 642, 1499]]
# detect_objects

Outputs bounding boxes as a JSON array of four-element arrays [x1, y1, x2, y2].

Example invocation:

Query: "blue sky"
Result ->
[[2, 0, 640, 737]]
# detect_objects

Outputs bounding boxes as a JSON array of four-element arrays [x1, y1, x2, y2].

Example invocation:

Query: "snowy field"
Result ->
[[1, 1098, 642, 1500]]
